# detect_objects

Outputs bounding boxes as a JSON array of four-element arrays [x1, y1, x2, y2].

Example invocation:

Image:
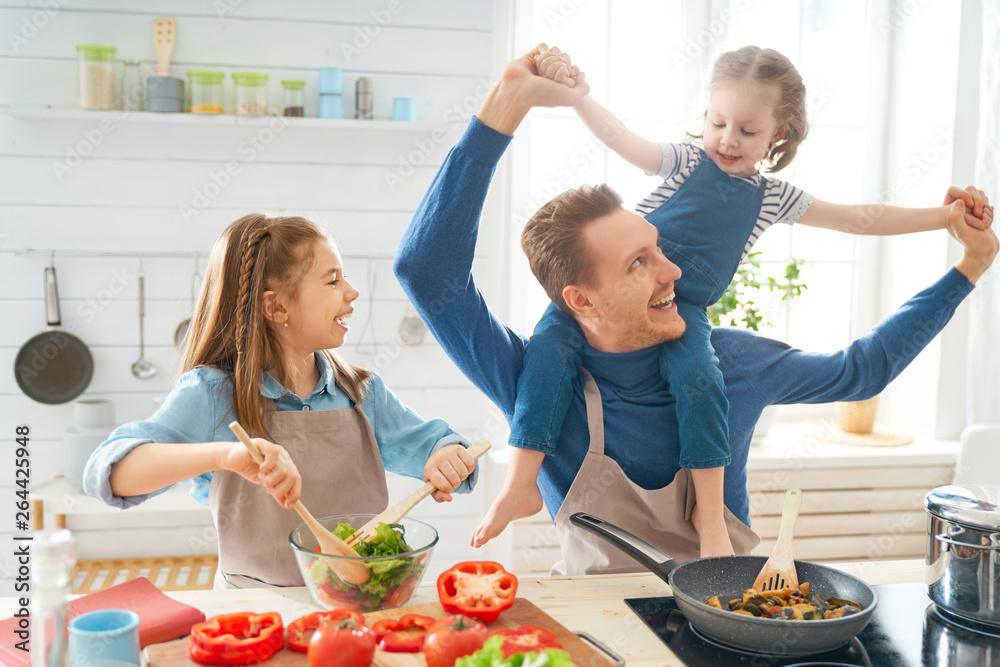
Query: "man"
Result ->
[[393, 46, 998, 574]]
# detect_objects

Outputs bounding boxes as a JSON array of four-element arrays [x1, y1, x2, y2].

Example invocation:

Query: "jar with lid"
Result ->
[[281, 80, 306, 117], [75, 44, 116, 110], [188, 69, 225, 114], [231, 71, 269, 115]]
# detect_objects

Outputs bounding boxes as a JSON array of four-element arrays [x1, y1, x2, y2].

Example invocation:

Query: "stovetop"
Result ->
[[626, 582, 1000, 667]]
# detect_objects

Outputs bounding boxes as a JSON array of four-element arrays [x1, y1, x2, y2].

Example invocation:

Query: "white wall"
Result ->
[[0, 0, 510, 585]]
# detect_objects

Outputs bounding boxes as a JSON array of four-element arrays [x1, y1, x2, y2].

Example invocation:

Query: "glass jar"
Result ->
[[30, 529, 77, 667], [75, 44, 116, 110], [281, 80, 305, 117], [187, 69, 225, 114], [231, 71, 268, 115], [120, 60, 143, 111]]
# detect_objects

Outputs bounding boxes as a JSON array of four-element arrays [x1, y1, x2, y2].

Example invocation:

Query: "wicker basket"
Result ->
[[838, 396, 880, 434]]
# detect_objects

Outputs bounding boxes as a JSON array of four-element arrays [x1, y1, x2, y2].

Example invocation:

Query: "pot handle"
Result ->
[[570, 513, 679, 579], [44, 267, 61, 326], [935, 533, 1000, 550]]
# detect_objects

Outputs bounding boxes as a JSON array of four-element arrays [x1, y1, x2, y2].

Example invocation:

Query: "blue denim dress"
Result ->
[[511, 149, 765, 469]]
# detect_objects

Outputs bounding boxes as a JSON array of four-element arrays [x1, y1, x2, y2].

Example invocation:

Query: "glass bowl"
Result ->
[[289, 514, 438, 612]]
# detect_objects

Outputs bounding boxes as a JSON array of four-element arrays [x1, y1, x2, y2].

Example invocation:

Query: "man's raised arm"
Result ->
[[393, 45, 589, 416]]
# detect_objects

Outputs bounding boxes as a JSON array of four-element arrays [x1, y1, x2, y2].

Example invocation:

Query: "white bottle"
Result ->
[[30, 529, 76, 667]]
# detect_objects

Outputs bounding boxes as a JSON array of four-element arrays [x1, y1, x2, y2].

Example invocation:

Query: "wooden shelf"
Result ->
[[4, 103, 442, 131]]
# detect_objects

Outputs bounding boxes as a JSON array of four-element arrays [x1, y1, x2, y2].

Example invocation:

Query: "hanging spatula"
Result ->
[[153, 17, 176, 77], [753, 488, 802, 593], [345, 439, 492, 546]]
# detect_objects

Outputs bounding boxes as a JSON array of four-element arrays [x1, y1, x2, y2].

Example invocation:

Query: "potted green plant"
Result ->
[[708, 251, 808, 439]]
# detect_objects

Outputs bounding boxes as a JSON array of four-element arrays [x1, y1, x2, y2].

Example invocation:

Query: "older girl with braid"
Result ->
[[84, 215, 479, 588]]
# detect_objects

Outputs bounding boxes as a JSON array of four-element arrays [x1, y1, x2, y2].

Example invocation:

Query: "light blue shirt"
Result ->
[[83, 353, 475, 507]]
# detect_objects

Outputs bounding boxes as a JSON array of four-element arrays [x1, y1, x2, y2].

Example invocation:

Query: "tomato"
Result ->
[[492, 625, 563, 658], [423, 615, 490, 667], [370, 613, 435, 652], [287, 610, 366, 652], [316, 584, 365, 611], [308, 618, 375, 667], [384, 576, 417, 609], [437, 561, 518, 624]]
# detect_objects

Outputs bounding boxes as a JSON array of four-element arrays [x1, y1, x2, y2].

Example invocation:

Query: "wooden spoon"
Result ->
[[228, 421, 371, 585], [345, 439, 491, 546], [753, 488, 802, 593]]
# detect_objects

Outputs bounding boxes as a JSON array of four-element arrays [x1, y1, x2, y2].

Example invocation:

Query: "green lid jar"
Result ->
[[281, 80, 306, 117], [187, 69, 225, 114], [75, 44, 116, 110], [232, 72, 269, 115]]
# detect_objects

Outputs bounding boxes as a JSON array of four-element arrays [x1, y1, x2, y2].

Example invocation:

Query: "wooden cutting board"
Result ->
[[145, 598, 615, 666]]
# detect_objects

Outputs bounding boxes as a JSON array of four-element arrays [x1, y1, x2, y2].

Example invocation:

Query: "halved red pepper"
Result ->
[[492, 625, 563, 658], [186, 612, 284, 666], [370, 613, 435, 652], [287, 609, 366, 652], [436, 561, 518, 624]]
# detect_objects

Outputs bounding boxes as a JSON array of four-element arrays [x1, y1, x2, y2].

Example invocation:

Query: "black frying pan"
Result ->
[[15, 267, 94, 404], [571, 512, 877, 656]]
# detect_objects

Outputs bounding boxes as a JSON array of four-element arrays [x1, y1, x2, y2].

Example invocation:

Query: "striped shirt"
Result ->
[[636, 142, 814, 262]]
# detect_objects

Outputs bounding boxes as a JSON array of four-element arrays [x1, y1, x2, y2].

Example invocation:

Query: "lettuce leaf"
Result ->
[[454, 637, 574, 667]]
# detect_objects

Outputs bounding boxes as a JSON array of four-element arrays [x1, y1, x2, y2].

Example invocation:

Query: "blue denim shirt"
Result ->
[[83, 354, 475, 507]]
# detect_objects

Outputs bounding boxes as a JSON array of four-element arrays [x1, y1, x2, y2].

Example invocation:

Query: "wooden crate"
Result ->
[[70, 555, 218, 594]]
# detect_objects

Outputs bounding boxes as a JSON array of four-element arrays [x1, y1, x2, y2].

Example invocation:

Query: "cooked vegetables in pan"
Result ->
[[705, 582, 865, 620]]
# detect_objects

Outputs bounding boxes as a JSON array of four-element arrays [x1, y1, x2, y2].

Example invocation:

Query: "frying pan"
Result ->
[[570, 512, 877, 656], [15, 267, 94, 404]]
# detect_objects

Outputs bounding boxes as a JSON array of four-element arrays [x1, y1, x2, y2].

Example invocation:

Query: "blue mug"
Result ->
[[69, 609, 141, 666], [392, 97, 417, 122]]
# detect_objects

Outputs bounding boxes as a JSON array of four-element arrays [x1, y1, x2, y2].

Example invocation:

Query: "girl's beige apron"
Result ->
[[551, 370, 760, 576], [211, 390, 388, 588]]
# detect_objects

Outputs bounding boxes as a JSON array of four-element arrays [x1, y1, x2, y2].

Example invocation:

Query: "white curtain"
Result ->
[[968, 2, 1000, 424]]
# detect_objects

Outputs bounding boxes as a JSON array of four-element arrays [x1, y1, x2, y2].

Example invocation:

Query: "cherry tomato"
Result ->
[[308, 618, 375, 667], [423, 615, 490, 667]]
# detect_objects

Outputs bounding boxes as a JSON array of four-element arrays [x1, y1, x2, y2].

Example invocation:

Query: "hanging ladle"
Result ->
[[131, 268, 158, 379]]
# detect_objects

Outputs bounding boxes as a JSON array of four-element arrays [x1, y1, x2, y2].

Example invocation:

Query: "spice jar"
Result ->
[[75, 44, 116, 110], [281, 80, 306, 117], [231, 71, 268, 115], [187, 69, 225, 114]]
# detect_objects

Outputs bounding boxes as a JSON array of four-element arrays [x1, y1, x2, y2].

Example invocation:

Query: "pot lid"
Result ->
[[924, 485, 1000, 530]]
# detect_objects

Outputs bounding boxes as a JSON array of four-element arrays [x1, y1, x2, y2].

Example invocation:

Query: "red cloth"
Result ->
[[0, 577, 205, 666]]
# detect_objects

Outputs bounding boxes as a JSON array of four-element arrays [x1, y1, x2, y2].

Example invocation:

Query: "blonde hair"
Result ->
[[521, 184, 623, 312], [692, 46, 809, 173], [182, 214, 371, 440]]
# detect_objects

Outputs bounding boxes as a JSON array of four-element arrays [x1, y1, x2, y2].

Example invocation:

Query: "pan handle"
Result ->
[[569, 513, 679, 580], [44, 267, 61, 326]]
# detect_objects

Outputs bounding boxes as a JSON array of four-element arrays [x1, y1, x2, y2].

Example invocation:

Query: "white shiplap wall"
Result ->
[[0, 0, 510, 586]]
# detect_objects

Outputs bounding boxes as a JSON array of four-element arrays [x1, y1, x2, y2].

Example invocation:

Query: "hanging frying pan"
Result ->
[[14, 267, 95, 404]]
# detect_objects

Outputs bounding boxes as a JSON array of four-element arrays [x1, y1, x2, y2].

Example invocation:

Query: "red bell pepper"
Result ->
[[492, 625, 563, 658], [186, 612, 284, 666], [287, 610, 366, 652], [436, 561, 518, 624], [370, 613, 436, 652]]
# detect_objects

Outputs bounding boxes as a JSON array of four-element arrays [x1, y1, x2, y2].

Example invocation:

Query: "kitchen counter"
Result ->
[[1, 559, 925, 666]]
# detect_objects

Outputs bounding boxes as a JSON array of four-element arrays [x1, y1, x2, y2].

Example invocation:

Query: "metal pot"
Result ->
[[924, 484, 1000, 626]]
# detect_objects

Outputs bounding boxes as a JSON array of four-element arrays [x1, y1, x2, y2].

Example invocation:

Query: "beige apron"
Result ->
[[210, 387, 389, 589], [551, 369, 760, 576]]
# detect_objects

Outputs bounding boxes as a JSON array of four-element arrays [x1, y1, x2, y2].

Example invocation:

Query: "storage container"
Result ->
[[231, 71, 268, 115], [75, 44, 116, 110], [187, 69, 225, 114], [281, 79, 305, 117]]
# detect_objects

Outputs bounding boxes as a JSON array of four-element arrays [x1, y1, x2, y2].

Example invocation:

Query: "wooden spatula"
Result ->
[[153, 17, 176, 77], [345, 439, 492, 546], [753, 488, 802, 593], [228, 421, 372, 585]]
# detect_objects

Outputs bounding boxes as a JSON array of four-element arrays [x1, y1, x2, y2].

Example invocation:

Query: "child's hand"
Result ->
[[424, 443, 477, 502], [224, 437, 302, 509], [944, 185, 993, 230], [533, 44, 580, 88]]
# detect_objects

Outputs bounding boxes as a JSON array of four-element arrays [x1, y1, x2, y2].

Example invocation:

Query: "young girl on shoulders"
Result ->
[[473, 45, 992, 554], [85, 215, 479, 589]]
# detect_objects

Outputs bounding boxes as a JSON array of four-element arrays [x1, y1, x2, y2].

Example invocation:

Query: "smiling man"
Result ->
[[394, 46, 999, 575]]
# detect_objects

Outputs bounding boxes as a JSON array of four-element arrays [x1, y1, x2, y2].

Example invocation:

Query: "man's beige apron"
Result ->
[[551, 369, 760, 576], [210, 389, 388, 588]]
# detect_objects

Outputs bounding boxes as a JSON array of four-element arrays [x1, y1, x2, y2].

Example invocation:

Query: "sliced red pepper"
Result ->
[[287, 610, 366, 652], [370, 613, 436, 652], [492, 625, 563, 658], [436, 561, 518, 624], [186, 612, 284, 666]]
